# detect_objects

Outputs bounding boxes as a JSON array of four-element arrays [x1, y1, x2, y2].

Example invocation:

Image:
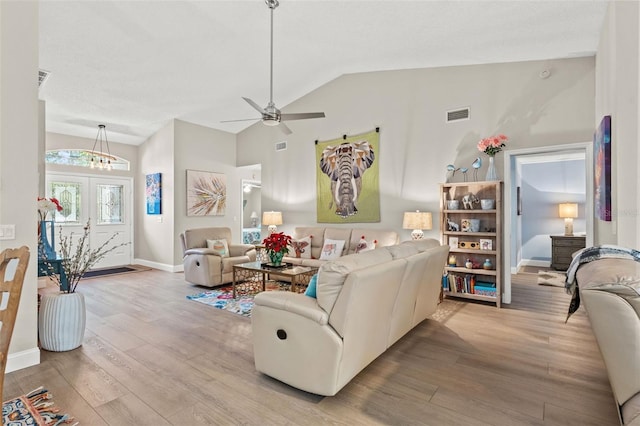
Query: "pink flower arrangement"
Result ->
[[37, 197, 63, 221], [477, 134, 508, 156]]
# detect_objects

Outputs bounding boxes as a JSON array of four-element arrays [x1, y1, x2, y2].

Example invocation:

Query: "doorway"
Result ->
[[45, 172, 133, 268], [241, 180, 262, 244], [502, 142, 594, 304]]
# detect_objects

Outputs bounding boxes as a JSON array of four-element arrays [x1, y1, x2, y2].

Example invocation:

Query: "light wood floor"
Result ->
[[5, 269, 619, 425]]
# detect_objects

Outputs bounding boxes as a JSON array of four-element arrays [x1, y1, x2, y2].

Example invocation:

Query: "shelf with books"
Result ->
[[440, 181, 502, 307]]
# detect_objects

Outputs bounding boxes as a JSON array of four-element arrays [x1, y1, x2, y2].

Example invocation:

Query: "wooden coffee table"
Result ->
[[232, 261, 318, 298]]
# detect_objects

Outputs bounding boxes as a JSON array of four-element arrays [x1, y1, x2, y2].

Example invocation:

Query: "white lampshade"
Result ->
[[250, 211, 258, 219], [262, 211, 283, 234], [558, 203, 578, 218], [558, 203, 578, 236], [402, 210, 433, 240]]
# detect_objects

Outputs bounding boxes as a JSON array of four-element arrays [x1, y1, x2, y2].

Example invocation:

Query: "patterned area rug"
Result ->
[[537, 270, 567, 287], [186, 281, 290, 317], [2, 387, 76, 425]]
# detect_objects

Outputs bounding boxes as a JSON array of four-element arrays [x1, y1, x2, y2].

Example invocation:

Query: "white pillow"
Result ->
[[207, 239, 229, 257], [319, 238, 345, 261], [289, 235, 312, 259]]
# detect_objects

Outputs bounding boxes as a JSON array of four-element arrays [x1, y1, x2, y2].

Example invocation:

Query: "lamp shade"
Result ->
[[402, 211, 433, 230], [558, 203, 578, 218], [250, 211, 258, 219], [262, 211, 283, 226]]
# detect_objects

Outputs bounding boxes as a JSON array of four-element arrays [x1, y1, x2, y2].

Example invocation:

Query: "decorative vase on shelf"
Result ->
[[483, 259, 493, 270], [38, 220, 56, 260], [268, 250, 284, 266], [485, 156, 499, 181]]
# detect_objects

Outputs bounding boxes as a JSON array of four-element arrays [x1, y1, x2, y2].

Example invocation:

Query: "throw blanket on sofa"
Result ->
[[565, 245, 640, 322]]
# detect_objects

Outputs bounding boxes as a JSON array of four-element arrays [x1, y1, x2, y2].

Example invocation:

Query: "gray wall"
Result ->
[[237, 57, 596, 241], [520, 159, 586, 262]]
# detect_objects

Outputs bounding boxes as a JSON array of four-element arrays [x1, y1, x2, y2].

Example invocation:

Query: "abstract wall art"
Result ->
[[594, 115, 611, 221], [145, 173, 162, 215], [186, 170, 227, 216]]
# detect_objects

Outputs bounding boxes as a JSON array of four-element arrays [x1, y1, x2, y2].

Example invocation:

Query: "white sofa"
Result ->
[[251, 239, 449, 396], [282, 226, 399, 267], [576, 258, 640, 425]]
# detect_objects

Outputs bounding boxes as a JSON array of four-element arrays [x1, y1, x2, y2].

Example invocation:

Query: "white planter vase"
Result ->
[[39, 292, 86, 352]]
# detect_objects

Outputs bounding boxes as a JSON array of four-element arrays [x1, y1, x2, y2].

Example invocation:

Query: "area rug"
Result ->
[[82, 264, 151, 279], [2, 387, 76, 425], [537, 270, 567, 287], [186, 281, 289, 317]]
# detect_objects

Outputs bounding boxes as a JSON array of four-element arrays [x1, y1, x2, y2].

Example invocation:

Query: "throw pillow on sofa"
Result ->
[[206, 239, 229, 257], [304, 273, 318, 298], [289, 235, 312, 259], [320, 238, 345, 261], [355, 235, 377, 253]]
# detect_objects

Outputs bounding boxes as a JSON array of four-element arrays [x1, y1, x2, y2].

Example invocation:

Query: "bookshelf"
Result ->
[[440, 181, 502, 307]]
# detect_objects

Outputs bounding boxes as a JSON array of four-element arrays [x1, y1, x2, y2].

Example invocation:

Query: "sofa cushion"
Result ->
[[347, 228, 399, 255], [386, 243, 420, 259], [324, 228, 352, 255], [293, 227, 324, 259], [622, 392, 640, 426], [316, 248, 393, 314], [320, 238, 346, 261], [401, 238, 441, 253], [207, 238, 229, 257]]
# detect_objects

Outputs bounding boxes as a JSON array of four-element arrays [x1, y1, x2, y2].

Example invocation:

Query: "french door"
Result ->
[[45, 173, 133, 269]]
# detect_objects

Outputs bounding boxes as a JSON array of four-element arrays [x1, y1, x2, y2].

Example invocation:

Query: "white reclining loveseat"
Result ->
[[251, 239, 449, 396]]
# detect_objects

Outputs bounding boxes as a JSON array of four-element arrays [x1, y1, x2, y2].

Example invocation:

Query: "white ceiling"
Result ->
[[38, 0, 610, 145]]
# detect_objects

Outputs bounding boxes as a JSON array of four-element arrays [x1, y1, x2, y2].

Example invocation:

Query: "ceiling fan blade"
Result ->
[[220, 117, 260, 123], [280, 112, 326, 121], [278, 122, 293, 135], [242, 97, 266, 114]]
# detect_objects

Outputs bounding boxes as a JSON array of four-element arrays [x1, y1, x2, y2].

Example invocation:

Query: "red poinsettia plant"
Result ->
[[262, 232, 292, 256]]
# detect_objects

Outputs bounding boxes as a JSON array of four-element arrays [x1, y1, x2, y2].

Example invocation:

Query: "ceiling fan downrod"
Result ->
[[266, 0, 279, 105]]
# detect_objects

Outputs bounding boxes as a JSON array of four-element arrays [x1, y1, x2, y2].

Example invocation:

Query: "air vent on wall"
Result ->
[[446, 107, 470, 123], [38, 69, 51, 88], [275, 141, 287, 152]]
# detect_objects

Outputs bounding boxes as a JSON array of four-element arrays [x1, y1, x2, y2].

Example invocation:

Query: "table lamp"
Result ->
[[558, 203, 578, 236], [403, 210, 433, 240], [262, 211, 283, 235], [250, 211, 258, 227]]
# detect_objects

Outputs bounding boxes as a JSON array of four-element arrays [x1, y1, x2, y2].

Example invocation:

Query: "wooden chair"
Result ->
[[0, 246, 30, 401]]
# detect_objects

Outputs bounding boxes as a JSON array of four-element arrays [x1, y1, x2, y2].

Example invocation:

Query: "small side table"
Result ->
[[38, 255, 69, 292], [550, 235, 586, 271]]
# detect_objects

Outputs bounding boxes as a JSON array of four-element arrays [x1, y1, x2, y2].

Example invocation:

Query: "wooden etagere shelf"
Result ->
[[440, 181, 503, 307]]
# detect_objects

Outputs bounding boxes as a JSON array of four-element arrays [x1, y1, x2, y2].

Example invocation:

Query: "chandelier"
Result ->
[[90, 124, 113, 170]]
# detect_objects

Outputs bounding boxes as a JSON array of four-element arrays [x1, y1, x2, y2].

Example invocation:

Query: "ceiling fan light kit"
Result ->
[[222, 0, 325, 134]]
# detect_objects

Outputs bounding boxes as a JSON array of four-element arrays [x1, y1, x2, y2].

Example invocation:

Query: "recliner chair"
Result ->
[[180, 227, 257, 287]]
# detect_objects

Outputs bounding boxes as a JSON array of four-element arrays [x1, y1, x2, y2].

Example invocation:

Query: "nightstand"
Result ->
[[550, 235, 586, 270]]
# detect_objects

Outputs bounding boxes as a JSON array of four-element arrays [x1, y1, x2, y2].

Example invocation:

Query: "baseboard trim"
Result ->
[[520, 259, 551, 268], [133, 258, 183, 273], [6, 347, 40, 373]]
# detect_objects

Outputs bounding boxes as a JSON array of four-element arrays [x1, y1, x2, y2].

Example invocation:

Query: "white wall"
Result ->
[[136, 121, 175, 269], [237, 57, 596, 240], [173, 119, 239, 265], [595, 1, 640, 248], [1, 1, 40, 371], [520, 159, 586, 263]]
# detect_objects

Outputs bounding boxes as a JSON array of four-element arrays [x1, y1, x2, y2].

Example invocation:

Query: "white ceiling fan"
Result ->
[[222, 0, 325, 135]]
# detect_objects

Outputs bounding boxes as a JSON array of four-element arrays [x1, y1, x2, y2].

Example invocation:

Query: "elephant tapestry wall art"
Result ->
[[316, 129, 380, 223]]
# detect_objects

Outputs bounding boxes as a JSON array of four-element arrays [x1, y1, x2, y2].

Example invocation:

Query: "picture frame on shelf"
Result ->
[[448, 236, 459, 249], [480, 239, 492, 250]]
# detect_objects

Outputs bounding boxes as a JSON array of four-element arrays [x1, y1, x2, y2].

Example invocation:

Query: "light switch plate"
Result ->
[[0, 224, 16, 240]]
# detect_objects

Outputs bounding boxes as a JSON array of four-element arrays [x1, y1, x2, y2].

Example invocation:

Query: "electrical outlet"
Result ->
[[0, 225, 16, 240]]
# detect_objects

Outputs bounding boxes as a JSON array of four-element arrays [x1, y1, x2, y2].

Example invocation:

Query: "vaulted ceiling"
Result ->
[[38, 1, 609, 145]]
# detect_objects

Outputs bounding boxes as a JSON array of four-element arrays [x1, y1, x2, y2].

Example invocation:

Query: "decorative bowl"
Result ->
[[480, 199, 495, 210]]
